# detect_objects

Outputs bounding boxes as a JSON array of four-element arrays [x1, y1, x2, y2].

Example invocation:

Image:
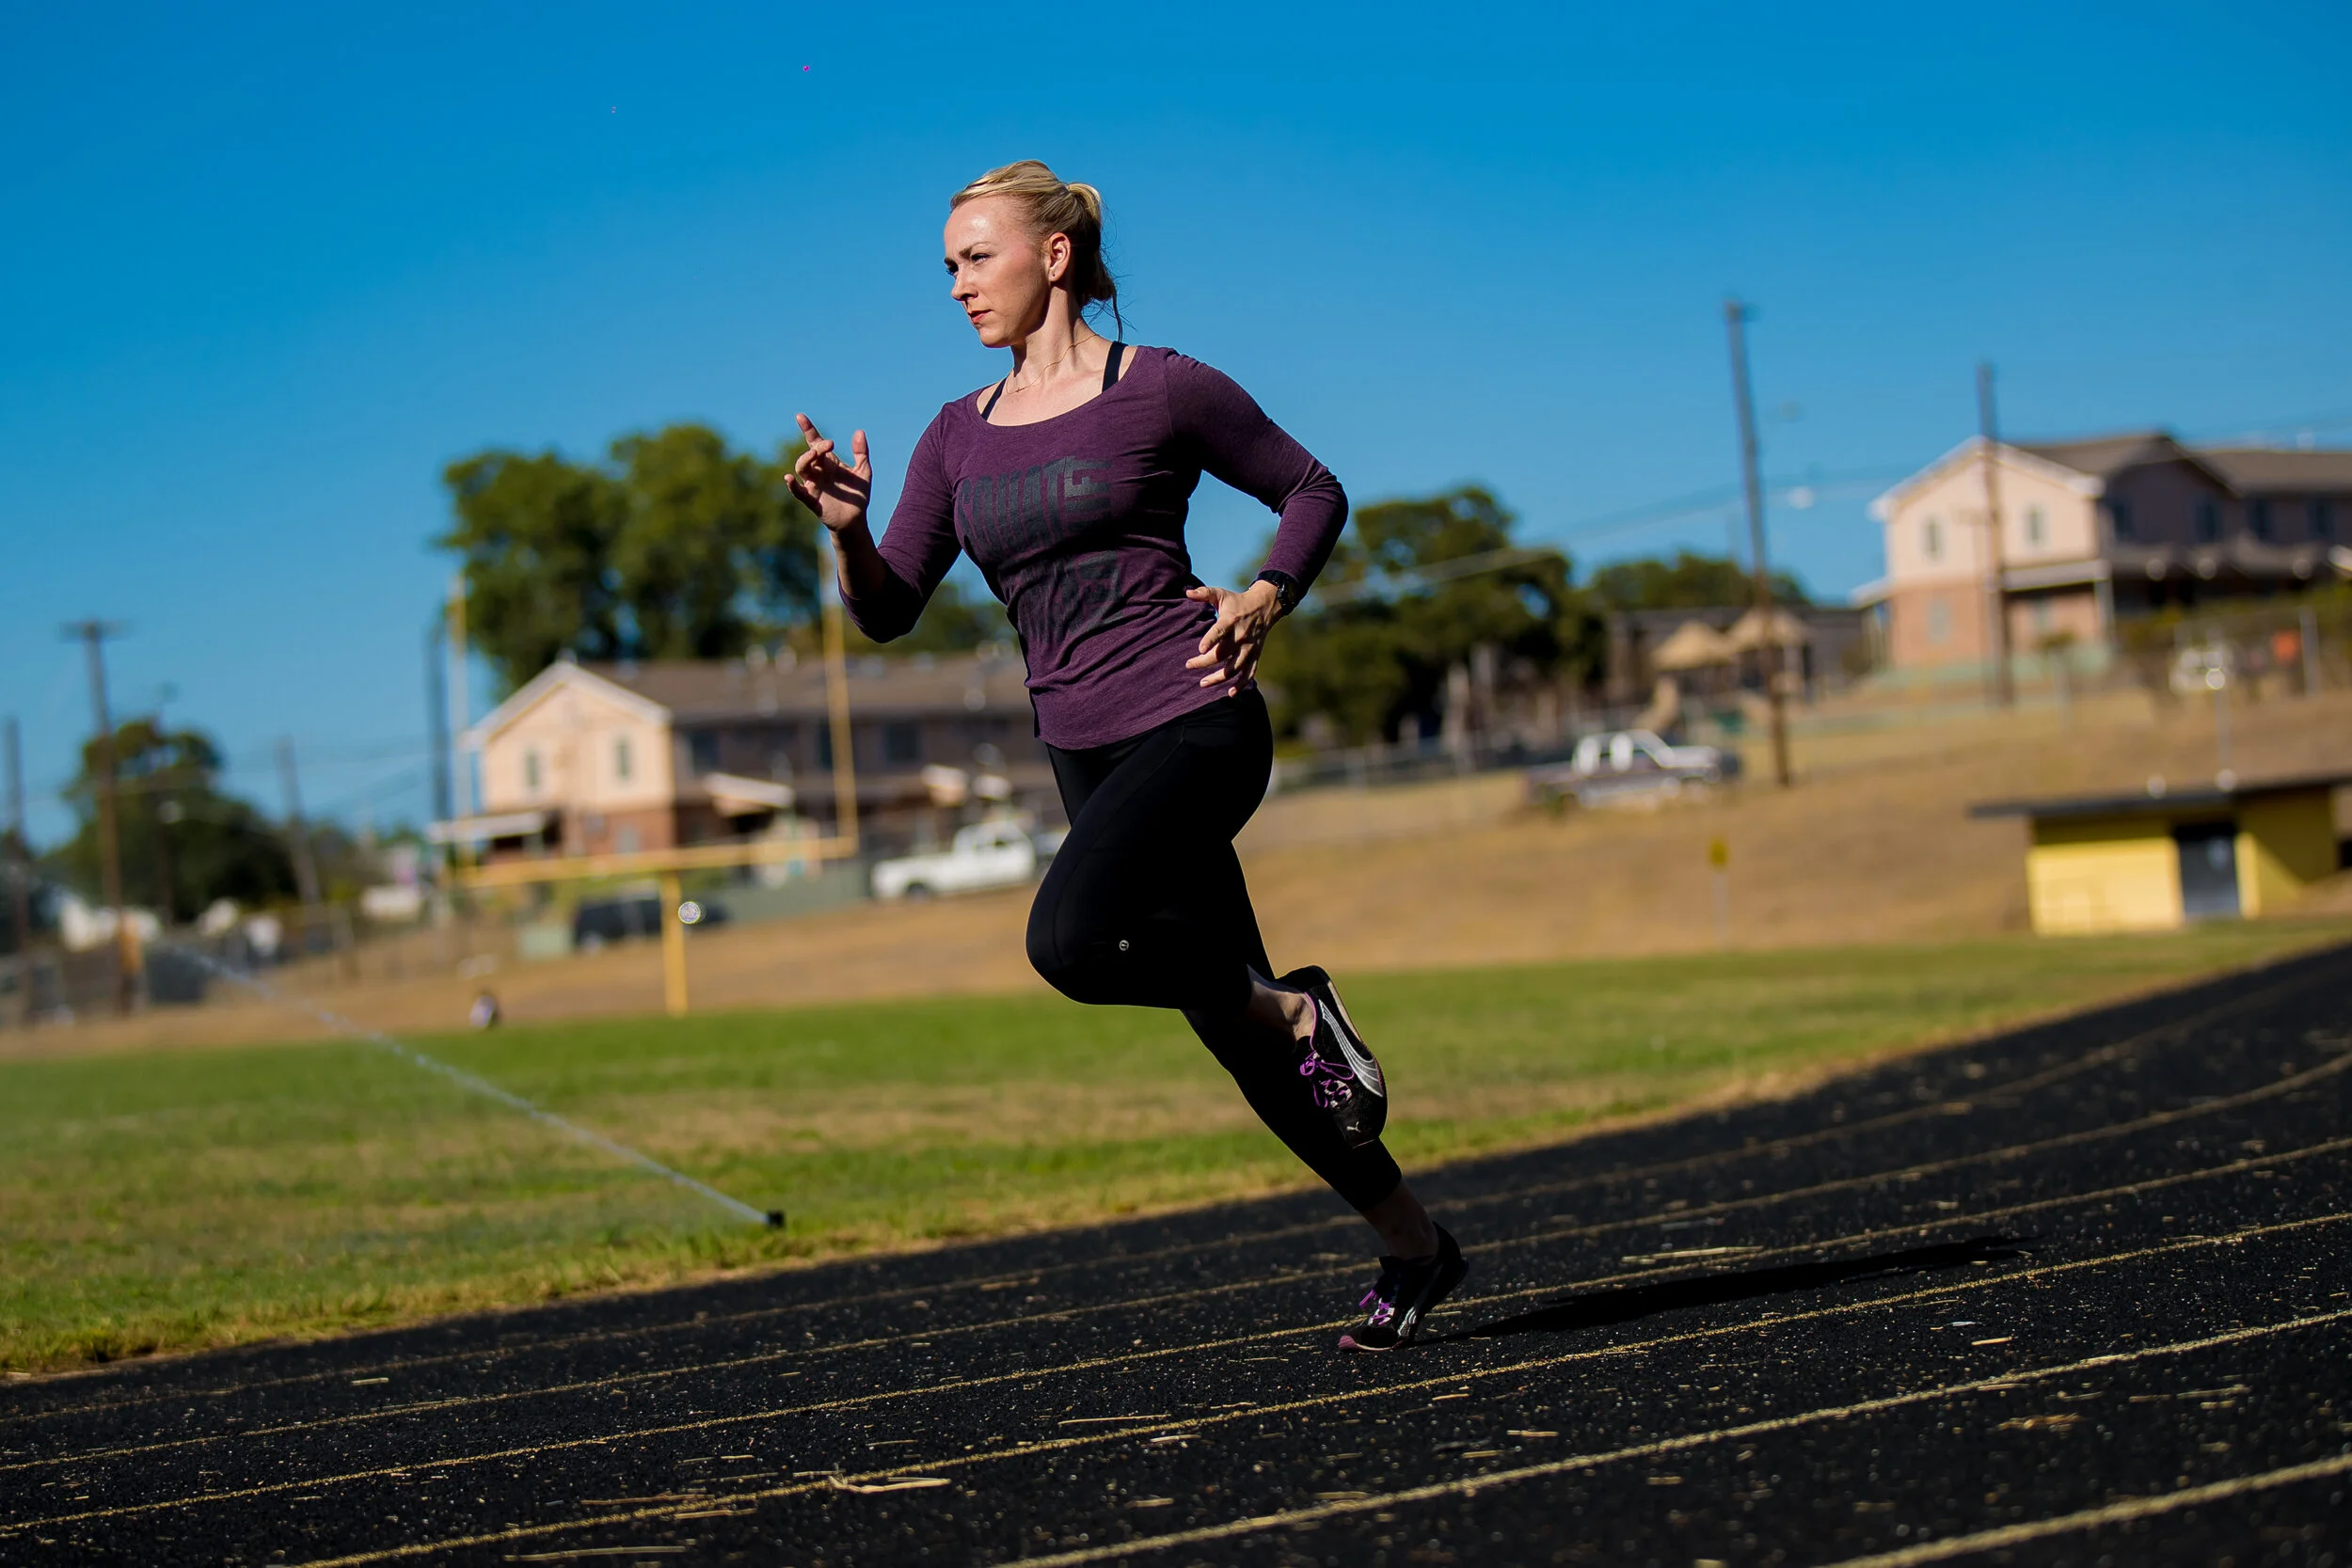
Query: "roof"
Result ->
[[2010, 431, 2185, 479], [1725, 607, 1808, 650], [425, 809, 553, 844], [2193, 446, 2352, 494], [1967, 769, 2352, 822], [1604, 605, 1863, 632], [463, 660, 672, 749], [1650, 620, 1737, 670], [1867, 435, 2111, 520], [468, 650, 1035, 745], [1872, 429, 2352, 522]]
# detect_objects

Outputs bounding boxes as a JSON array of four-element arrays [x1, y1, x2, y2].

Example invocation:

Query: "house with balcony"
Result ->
[[440, 649, 1051, 862], [1859, 432, 2352, 672]]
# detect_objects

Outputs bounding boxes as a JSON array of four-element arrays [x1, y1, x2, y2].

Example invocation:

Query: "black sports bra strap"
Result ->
[[981, 343, 1121, 422]]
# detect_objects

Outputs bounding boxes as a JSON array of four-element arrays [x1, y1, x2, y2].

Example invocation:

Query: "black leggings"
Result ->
[[1027, 689, 1402, 1212]]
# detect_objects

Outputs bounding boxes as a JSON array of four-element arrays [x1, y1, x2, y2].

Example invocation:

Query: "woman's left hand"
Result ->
[[1184, 580, 1285, 693]]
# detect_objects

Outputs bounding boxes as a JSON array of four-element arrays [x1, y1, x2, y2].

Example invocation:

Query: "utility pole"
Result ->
[[425, 608, 453, 829], [151, 685, 181, 927], [278, 736, 324, 912], [6, 717, 32, 1025], [1724, 299, 1792, 789], [822, 535, 862, 851], [62, 619, 137, 1012], [1977, 362, 2016, 707], [445, 575, 472, 826]]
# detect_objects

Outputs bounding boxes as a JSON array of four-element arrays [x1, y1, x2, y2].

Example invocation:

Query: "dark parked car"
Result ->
[[571, 894, 729, 952]]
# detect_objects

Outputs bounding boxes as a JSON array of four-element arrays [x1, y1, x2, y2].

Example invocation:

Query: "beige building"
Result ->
[[445, 650, 1051, 860], [1860, 433, 2352, 671]]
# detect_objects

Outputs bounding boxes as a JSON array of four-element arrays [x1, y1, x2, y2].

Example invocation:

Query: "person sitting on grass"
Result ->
[[787, 159, 1464, 1350]]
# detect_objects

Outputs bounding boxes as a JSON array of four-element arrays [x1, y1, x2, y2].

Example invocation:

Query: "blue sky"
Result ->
[[4, 0, 2347, 846]]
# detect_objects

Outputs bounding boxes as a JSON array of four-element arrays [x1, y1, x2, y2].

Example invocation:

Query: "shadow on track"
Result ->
[[1455, 1235, 2032, 1341]]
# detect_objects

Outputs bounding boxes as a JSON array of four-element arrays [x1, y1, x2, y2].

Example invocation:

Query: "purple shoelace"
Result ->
[[1298, 1038, 1357, 1109]]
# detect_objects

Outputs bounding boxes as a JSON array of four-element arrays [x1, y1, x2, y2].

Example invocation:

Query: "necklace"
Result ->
[[1004, 332, 1104, 397]]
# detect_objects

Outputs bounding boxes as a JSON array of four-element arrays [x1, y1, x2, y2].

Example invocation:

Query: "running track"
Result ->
[[6, 945, 2349, 1566]]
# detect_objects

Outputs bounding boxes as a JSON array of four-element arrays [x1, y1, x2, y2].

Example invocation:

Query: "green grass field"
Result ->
[[3, 921, 2345, 1374]]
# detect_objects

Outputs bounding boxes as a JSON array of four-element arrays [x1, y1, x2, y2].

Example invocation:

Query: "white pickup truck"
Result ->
[[1525, 729, 1741, 807], [871, 820, 1043, 900]]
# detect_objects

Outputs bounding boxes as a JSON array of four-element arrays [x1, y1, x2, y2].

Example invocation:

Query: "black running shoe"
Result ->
[[1280, 965, 1388, 1149], [1339, 1227, 1468, 1352]]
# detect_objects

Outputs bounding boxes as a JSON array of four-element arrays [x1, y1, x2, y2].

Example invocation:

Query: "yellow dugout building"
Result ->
[[1969, 772, 2349, 935]]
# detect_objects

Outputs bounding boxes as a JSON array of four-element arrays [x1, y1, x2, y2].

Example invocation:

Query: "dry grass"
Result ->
[[24, 684, 2352, 1058]]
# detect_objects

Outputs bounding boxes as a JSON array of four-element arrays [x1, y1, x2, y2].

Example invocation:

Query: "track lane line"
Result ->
[[1440, 955, 2349, 1215], [13, 1113, 2350, 1478], [993, 1310, 2352, 1567], [268, 1243, 2352, 1568], [13, 950, 2330, 1426], [1816, 1451, 2352, 1567], [15, 1209, 2346, 1544], [1488, 1044, 2351, 1259]]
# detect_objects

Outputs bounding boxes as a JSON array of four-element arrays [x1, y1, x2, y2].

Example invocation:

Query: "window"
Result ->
[[2024, 505, 2046, 546], [1923, 515, 1943, 561], [1925, 598, 1951, 645], [882, 721, 922, 765], [688, 731, 720, 774], [2110, 499, 2135, 542], [2315, 499, 2337, 541], [2249, 498, 2273, 543], [613, 736, 633, 783], [2194, 498, 2220, 543], [523, 748, 542, 795], [816, 725, 832, 768], [2029, 599, 2053, 635]]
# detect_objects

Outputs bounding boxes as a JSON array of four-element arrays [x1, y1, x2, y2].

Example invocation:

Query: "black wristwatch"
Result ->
[[1253, 569, 1303, 615]]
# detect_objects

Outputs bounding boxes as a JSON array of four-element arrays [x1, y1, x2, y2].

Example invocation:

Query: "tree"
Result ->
[[785, 577, 1015, 660], [1586, 549, 1809, 613], [1, 823, 42, 956], [1257, 486, 1604, 745], [42, 720, 297, 923], [440, 424, 820, 692]]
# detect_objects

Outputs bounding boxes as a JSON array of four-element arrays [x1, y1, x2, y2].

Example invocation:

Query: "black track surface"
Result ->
[[8, 945, 2351, 1568]]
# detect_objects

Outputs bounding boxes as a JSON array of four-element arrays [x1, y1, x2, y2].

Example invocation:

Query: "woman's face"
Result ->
[[944, 197, 1064, 349]]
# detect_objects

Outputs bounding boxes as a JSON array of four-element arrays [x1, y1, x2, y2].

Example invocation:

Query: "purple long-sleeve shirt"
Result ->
[[842, 346, 1348, 751]]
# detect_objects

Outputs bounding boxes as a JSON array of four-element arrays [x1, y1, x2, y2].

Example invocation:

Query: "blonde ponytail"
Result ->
[[952, 160, 1120, 334]]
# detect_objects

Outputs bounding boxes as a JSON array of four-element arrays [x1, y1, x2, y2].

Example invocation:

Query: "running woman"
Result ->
[[788, 160, 1465, 1350]]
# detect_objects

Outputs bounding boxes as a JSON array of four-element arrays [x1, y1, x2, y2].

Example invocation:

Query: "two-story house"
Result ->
[[1861, 432, 2352, 671], [448, 648, 1050, 860]]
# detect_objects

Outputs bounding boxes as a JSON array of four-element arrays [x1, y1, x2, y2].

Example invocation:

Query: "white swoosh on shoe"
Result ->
[[1321, 1001, 1387, 1099]]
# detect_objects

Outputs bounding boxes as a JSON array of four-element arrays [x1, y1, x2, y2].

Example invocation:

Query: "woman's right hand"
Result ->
[[788, 414, 873, 533]]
